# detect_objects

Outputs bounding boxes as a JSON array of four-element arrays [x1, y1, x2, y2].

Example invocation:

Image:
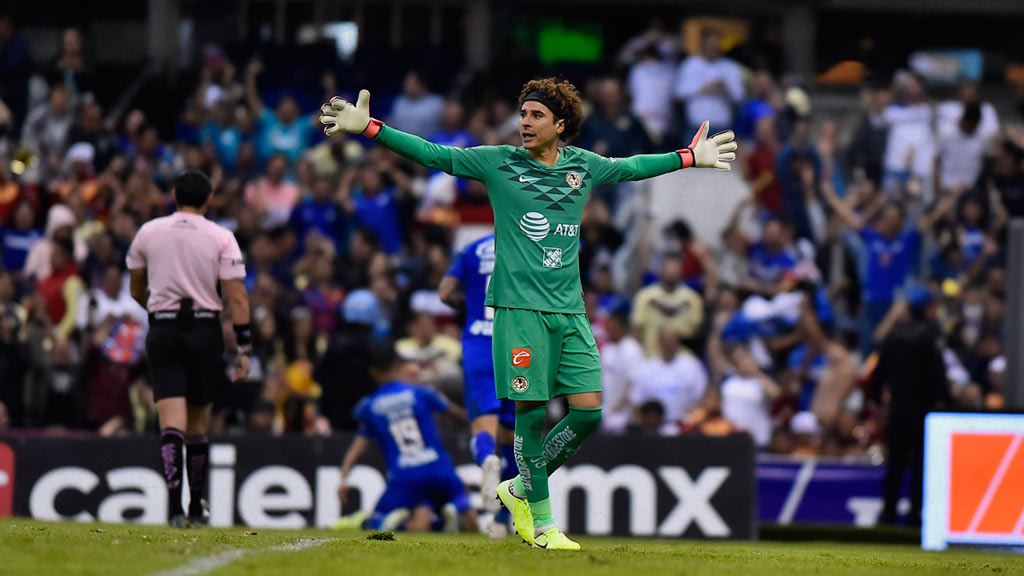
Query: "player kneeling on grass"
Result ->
[[321, 78, 736, 550], [336, 341, 478, 533]]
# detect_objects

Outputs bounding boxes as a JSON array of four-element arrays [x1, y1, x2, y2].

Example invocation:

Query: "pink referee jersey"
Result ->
[[126, 211, 246, 312]]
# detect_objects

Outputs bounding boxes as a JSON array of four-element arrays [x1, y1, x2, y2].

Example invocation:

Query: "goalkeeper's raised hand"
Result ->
[[677, 121, 738, 171], [319, 90, 384, 137]]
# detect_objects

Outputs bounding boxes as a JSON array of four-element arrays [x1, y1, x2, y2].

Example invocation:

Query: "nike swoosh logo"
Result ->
[[519, 176, 538, 183]]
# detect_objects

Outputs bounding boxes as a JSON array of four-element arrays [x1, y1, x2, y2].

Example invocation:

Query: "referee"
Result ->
[[127, 171, 251, 528]]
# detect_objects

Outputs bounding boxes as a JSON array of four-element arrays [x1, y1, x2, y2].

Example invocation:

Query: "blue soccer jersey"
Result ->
[[446, 235, 514, 426], [446, 235, 495, 342], [353, 382, 455, 480]]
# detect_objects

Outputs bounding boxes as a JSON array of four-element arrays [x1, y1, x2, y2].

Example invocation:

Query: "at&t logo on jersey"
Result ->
[[512, 348, 531, 367], [519, 212, 550, 241]]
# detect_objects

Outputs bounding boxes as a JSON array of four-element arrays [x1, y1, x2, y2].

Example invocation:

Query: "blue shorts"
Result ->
[[375, 469, 469, 515], [464, 363, 516, 430]]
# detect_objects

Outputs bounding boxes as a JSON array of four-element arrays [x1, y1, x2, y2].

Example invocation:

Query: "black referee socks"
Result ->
[[186, 434, 209, 517], [160, 428, 185, 518]]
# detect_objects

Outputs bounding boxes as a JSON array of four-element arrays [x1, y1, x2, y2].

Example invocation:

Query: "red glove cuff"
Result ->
[[362, 118, 384, 139], [677, 148, 695, 169]]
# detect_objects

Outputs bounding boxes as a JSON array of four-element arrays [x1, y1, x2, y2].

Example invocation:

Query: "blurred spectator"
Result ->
[[50, 27, 92, 97], [600, 310, 645, 435], [578, 77, 653, 159], [626, 46, 675, 142], [76, 264, 147, 330], [387, 70, 445, 138], [67, 101, 117, 172], [631, 257, 704, 357], [673, 28, 743, 137], [1, 199, 42, 275], [735, 69, 779, 142], [395, 313, 462, 397], [245, 58, 319, 167], [245, 153, 301, 228], [629, 328, 707, 435], [937, 82, 999, 144], [936, 102, 987, 194], [871, 287, 950, 526], [882, 73, 934, 196], [37, 234, 84, 341], [21, 83, 74, 185], [200, 99, 243, 174], [718, 343, 781, 449], [0, 12, 31, 131], [339, 160, 407, 256], [314, 289, 384, 431], [823, 181, 955, 350], [745, 116, 783, 216], [847, 85, 890, 186], [289, 173, 347, 253]]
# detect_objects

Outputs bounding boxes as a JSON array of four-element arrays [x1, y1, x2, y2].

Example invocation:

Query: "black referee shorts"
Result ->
[[145, 315, 226, 405]]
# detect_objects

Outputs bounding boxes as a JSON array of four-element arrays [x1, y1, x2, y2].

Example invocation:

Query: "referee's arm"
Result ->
[[222, 277, 251, 382], [129, 269, 148, 308]]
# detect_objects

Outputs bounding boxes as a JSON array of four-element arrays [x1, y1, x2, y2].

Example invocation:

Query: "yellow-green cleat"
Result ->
[[496, 479, 534, 545], [532, 527, 581, 551], [332, 509, 370, 530]]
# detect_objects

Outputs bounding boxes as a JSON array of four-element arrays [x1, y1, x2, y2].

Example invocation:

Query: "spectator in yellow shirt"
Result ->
[[631, 257, 704, 357]]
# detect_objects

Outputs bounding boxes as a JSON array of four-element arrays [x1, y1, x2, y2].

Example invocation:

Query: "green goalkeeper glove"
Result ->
[[319, 90, 384, 137], [677, 120, 738, 171]]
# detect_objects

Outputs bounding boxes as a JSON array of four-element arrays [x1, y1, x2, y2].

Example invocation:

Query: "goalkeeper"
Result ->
[[321, 78, 736, 550]]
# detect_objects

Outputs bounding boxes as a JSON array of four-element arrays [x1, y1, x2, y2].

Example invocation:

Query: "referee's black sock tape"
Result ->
[[186, 435, 209, 516], [160, 428, 185, 517], [233, 323, 252, 348]]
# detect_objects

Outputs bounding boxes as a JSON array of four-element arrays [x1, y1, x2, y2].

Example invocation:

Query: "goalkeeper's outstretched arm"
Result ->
[[585, 120, 738, 184], [320, 90, 472, 176]]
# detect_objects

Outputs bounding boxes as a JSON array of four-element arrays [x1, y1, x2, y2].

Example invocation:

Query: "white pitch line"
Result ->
[[149, 537, 332, 576]]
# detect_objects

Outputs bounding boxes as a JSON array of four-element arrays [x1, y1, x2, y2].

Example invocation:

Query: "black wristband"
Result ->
[[233, 323, 252, 347]]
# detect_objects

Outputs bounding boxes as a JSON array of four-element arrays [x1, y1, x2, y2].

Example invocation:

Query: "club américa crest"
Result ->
[[566, 171, 582, 189], [511, 376, 530, 393]]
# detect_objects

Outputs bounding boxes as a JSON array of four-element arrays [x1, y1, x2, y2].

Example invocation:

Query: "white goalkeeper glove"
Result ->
[[677, 121, 738, 171], [319, 89, 384, 137]]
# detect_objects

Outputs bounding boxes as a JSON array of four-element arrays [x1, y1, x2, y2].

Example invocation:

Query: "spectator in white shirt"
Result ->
[[627, 46, 676, 143], [77, 264, 148, 331], [719, 343, 781, 449], [673, 28, 744, 138], [386, 70, 445, 138], [937, 82, 999, 144], [629, 327, 708, 435], [600, 311, 645, 434], [882, 73, 935, 196], [936, 102, 987, 194]]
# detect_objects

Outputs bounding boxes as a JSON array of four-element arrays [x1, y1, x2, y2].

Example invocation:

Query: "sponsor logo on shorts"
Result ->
[[542, 247, 562, 268], [566, 171, 582, 189], [512, 348, 531, 367], [511, 376, 530, 393]]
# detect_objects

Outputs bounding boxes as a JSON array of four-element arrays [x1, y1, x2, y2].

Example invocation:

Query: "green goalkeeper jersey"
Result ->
[[374, 126, 683, 314]]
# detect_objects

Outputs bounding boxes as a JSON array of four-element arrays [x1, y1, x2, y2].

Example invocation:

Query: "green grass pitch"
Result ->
[[2, 518, 1022, 576]]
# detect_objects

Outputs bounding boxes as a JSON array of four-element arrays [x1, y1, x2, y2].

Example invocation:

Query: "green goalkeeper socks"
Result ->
[[513, 404, 553, 529], [513, 406, 602, 496]]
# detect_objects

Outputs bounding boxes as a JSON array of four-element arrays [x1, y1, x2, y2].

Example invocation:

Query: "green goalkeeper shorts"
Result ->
[[492, 307, 602, 402]]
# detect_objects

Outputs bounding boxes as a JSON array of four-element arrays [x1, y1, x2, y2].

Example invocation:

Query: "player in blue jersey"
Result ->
[[336, 342, 478, 533], [439, 234, 517, 536]]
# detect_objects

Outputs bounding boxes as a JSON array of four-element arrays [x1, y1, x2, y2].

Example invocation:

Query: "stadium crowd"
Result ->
[[0, 16, 1016, 458]]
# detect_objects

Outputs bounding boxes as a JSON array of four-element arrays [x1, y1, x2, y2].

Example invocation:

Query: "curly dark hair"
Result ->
[[517, 77, 584, 142]]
